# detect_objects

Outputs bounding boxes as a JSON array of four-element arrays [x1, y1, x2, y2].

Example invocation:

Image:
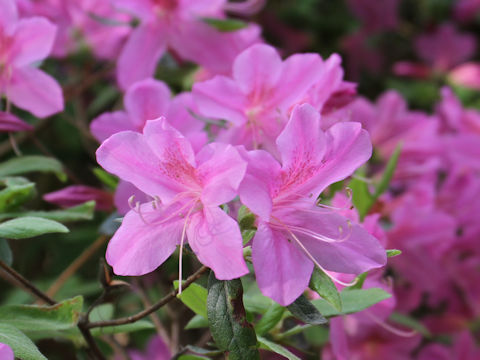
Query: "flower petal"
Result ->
[[252, 222, 313, 306], [125, 78, 171, 128], [90, 111, 133, 143], [0, 343, 14, 360], [0, 112, 33, 132], [187, 206, 248, 280], [114, 180, 150, 215], [11, 17, 57, 67], [7, 67, 64, 118], [106, 203, 183, 275], [117, 23, 166, 90], [0, 0, 18, 34]]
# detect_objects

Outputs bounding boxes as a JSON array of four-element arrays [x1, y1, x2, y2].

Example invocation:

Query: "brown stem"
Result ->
[[86, 266, 208, 329], [78, 316, 107, 360], [0, 260, 55, 305], [46, 235, 109, 298]]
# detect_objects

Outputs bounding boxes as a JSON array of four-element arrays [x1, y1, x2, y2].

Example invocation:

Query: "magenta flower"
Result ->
[[0, 0, 63, 117], [43, 185, 113, 211], [0, 343, 13, 360], [114, 0, 260, 89], [193, 44, 325, 151], [418, 331, 480, 360], [238, 104, 386, 305], [347, 0, 399, 33], [96, 118, 248, 280], [129, 335, 171, 360], [0, 112, 33, 132]]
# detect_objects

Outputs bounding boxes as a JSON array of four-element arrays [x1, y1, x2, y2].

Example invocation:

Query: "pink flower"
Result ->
[[347, 0, 399, 33], [96, 118, 248, 280], [43, 185, 113, 211], [435, 87, 480, 134], [129, 335, 171, 360], [193, 44, 326, 151], [455, 0, 480, 22], [91, 78, 207, 213], [0, 112, 33, 132], [0, 343, 14, 360], [418, 331, 480, 360], [238, 104, 386, 305], [114, 0, 261, 89], [0, 0, 64, 117]]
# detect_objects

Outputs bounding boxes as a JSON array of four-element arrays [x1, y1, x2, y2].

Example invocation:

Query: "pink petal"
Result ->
[[193, 76, 248, 125], [449, 62, 480, 90], [117, 23, 166, 90], [90, 111, 134, 143], [238, 148, 280, 220], [196, 143, 246, 206], [0, 0, 18, 34], [10, 17, 57, 67], [276, 104, 326, 180], [329, 317, 350, 360], [106, 203, 183, 276], [252, 222, 314, 306], [96, 130, 184, 202], [291, 209, 387, 274], [43, 185, 113, 211], [0, 112, 33, 132], [114, 180, 150, 215], [7, 67, 64, 118], [0, 343, 14, 360], [187, 206, 248, 280], [232, 44, 282, 95], [167, 92, 205, 135], [113, 0, 155, 22], [124, 78, 171, 129]]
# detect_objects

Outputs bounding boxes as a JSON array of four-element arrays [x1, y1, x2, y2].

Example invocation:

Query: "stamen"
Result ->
[[270, 215, 358, 287], [178, 201, 199, 294], [365, 311, 418, 337]]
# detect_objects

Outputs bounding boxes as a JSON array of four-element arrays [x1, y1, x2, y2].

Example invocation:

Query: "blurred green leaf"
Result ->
[[207, 273, 259, 360], [0, 156, 66, 182], [0, 324, 47, 360], [0, 181, 36, 212], [348, 174, 373, 220], [0, 201, 95, 223], [312, 288, 391, 317], [0, 238, 12, 265], [255, 303, 285, 336], [92, 167, 118, 190], [386, 249, 402, 258], [287, 295, 327, 325], [258, 336, 301, 360], [373, 144, 402, 199], [202, 17, 248, 32], [309, 268, 342, 312], [88, 304, 114, 322], [0, 296, 83, 332], [174, 281, 208, 319], [185, 314, 208, 330], [90, 320, 155, 336], [0, 216, 69, 239]]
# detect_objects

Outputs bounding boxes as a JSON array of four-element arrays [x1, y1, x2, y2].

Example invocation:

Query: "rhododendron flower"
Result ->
[[0, 0, 63, 117], [239, 104, 386, 305], [193, 44, 326, 151], [114, 0, 260, 89], [91, 78, 206, 213], [347, 0, 399, 33], [97, 118, 248, 281], [43, 185, 113, 211], [0, 343, 13, 360], [418, 331, 480, 360], [435, 87, 480, 134], [129, 335, 171, 360], [0, 112, 33, 132]]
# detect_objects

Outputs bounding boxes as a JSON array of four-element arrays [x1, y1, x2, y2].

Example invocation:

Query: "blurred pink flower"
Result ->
[[43, 185, 113, 211], [418, 331, 480, 360], [0, 0, 64, 117], [0, 112, 33, 132], [347, 0, 399, 33], [129, 335, 171, 360], [454, 0, 480, 22], [0, 343, 14, 360]]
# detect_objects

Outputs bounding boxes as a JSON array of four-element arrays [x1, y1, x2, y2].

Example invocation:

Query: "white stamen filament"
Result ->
[[365, 311, 418, 337], [178, 200, 199, 294]]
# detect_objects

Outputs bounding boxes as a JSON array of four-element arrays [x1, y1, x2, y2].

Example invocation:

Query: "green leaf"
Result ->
[[88, 304, 114, 322], [287, 295, 327, 325], [207, 273, 260, 360], [0, 324, 47, 360], [255, 303, 285, 336], [0, 201, 96, 223], [276, 325, 313, 340], [346, 272, 368, 290], [0, 296, 83, 332], [386, 249, 402, 258], [258, 336, 301, 360], [178, 355, 209, 360], [92, 167, 118, 190], [90, 320, 155, 336], [0, 181, 36, 212], [373, 144, 402, 198], [0, 238, 12, 265], [348, 175, 373, 220], [174, 281, 208, 319], [309, 268, 342, 312], [312, 288, 392, 317], [0, 217, 69, 239], [202, 17, 248, 32], [0, 156, 66, 181], [185, 314, 208, 330]]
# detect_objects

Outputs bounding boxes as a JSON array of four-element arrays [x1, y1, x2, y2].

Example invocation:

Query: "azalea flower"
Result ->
[[96, 118, 248, 283], [43, 185, 114, 211], [0, 343, 13, 360], [114, 0, 261, 89], [0, 0, 63, 117], [239, 104, 386, 305], [0, 112, 33, 132]]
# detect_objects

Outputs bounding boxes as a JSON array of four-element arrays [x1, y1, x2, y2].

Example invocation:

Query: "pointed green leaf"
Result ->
[[0, 217, 68, 239], [0, 182, 36, 212], [202, 17, 248, 32], [174, 281, 208, 319], [348, 175, 374, 220], [386, 249, 402, 258], [185, 314, 208, 330], [207, 273, 260, 360], [373, 144, 402, 198], [0, 201, 96, 223], [0, 324, 47, 360], [0, 296, 83, 332], [287, 295, 327, 325], [90, 320, 155, 336], [0, 156, 66, 181], [0, 238, 12, 265], [258, 336, 301, 360], [309, 268, 342, 311], [255, 303, 285, 336]]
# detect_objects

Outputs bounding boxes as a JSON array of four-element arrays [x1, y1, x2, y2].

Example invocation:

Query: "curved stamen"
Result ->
[[178, 200, 199, 294], [365, 311, 418, 337], [275, 222, 351, 243], [270, 215, 358, 287]]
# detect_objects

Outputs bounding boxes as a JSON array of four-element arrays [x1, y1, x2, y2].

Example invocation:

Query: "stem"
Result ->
[[46, 235, 108, 298], [0, 260, 55, 305], [86, 266, 208, 329]]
